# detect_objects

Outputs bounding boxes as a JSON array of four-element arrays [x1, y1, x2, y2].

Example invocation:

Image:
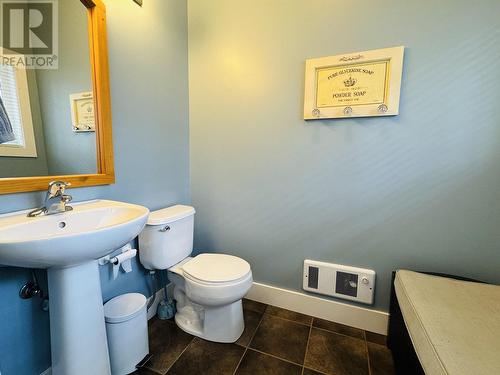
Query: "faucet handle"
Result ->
[[62, 194, 73, 203], [48, 181, 71, 196]]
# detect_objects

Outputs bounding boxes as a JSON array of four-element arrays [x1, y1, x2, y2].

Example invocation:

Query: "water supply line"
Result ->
[[146, 270, 157, 311]]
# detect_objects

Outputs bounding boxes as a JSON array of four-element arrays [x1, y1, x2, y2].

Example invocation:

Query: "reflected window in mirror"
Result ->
[[0, 63, 37, 158]]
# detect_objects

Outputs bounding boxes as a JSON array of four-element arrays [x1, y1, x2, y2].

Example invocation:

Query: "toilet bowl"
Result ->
[[168, 254, 252, 342], [138, 205, 253, 343]]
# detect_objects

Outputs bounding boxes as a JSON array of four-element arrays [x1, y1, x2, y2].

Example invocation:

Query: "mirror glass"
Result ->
[[0, 1, 96, 178]]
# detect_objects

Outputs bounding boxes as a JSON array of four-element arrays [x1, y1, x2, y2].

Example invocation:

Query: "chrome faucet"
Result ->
[[27, 181, 73, 217]]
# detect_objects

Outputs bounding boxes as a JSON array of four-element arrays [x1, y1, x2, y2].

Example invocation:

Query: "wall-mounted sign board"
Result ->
[[304, 46, 405, 120], [69, 91, 95, 132]]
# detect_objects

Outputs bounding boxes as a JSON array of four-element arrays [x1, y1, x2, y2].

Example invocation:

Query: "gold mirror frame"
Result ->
[[0, 0, 114, 195]]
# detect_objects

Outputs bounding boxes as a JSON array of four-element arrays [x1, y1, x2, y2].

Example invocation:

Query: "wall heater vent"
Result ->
[[303, 260, 375, 305]]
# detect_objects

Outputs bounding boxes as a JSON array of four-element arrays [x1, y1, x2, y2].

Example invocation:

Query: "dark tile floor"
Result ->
[[135, 299, 396, 375]]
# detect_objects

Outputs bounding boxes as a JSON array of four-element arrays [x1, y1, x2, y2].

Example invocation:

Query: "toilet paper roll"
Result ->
[[112, 249, 137, 280]]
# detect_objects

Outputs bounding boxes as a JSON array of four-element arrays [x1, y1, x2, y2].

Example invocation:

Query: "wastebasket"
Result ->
[[104, 293, 149, 375]]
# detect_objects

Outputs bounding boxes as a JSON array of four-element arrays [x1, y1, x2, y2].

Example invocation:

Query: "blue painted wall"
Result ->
[[0, 1, 189, 374], [188, 0, 500, 311]]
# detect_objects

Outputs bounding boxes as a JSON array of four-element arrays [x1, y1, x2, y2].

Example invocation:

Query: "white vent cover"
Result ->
[[303, 260, 375, 305]]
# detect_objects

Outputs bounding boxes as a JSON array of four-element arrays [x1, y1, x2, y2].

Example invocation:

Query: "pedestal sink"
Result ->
[[0, 200, 149, 375]]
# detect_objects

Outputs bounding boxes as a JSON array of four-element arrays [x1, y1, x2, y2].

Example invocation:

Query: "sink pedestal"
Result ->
[[48, 260, 111, 375]]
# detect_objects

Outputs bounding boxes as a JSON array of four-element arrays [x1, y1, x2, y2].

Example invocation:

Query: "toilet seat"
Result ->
[[182, 253, 251, 284], [168, 253, 253, 308]]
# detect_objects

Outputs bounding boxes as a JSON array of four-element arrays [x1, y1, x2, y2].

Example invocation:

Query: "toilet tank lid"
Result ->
[[147, 205, 195, 225]]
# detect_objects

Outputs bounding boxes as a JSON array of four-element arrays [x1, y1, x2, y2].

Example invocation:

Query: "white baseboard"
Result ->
[[246, 282, 389, 335], [146, 283, 174, 320], [40, 368, 51, 375]]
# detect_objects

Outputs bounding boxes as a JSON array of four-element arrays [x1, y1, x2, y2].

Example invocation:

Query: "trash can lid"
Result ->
[[104, 293, 147, 324]]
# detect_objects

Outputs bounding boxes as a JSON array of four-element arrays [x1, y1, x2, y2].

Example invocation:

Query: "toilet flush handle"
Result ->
[[159, 225, 170, 232]]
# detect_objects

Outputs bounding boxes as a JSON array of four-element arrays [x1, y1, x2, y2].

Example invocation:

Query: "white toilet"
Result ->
[[138, 205, 253, 343]]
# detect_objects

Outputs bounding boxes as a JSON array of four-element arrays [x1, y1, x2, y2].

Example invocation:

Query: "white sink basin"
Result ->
[[0, 199, 149, 375], [0, 199, 149, 268]]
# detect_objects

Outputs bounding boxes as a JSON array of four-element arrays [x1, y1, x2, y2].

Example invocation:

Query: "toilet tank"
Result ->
[[138, 205, 195, 270]]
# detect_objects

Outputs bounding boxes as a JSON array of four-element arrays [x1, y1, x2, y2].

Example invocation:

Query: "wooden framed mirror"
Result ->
[[0, 0, 113, 194]]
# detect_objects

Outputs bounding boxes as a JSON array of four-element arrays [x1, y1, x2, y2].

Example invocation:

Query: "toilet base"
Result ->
[[174, 298, 244, 343]]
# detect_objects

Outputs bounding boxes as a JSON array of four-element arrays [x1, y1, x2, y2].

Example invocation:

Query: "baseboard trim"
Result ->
[[246, 282, 389, 335]]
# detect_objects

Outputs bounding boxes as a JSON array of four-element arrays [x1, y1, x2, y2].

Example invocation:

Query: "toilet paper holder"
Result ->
[[98, 244, 137, 280], [98, 243, 137, 266]]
